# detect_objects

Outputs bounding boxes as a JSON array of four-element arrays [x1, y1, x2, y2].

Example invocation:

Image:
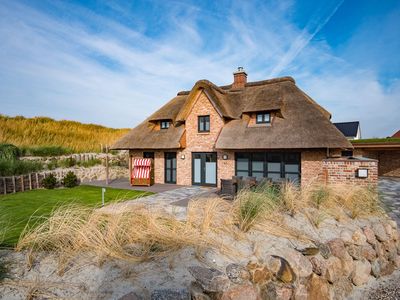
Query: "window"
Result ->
[[256, 112, 271, 124], [160, 121, 170, 129], [341, 150, 353, 157], [235, 152, 300, 183], [198, 115, 210, 132]]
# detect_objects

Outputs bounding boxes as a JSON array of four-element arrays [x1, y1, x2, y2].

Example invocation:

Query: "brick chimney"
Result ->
[[232, 67, 247, 89]]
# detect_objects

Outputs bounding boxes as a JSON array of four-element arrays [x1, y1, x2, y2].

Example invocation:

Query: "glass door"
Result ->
[[192, 152, 217, 186], [164, 152, 176, 184]]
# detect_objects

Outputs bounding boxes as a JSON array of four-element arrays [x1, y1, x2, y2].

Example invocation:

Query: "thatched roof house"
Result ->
[[114, 68, 364, 188]]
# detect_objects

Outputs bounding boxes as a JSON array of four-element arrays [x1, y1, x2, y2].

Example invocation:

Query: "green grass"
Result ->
[[352, 137, 400, 143], [0, 185, 152, 247]]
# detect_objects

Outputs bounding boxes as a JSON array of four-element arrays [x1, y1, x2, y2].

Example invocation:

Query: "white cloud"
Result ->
[[0, 0, 398, 137]]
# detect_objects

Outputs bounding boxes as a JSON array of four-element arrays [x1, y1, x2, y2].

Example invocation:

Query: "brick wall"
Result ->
[[322, 158, 378, 186], [301, 150, 326, 186], [354, 149, 400, 177]]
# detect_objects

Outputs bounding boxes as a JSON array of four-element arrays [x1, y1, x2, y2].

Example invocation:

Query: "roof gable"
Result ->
[[333, 122, 360, 137]]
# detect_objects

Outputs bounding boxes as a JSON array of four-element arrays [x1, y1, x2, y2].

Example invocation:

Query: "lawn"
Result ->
[[0, 185, 152, 247]]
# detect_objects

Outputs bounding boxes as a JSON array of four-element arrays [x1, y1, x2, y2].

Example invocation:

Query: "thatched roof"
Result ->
[[112, 76, 351, 150]]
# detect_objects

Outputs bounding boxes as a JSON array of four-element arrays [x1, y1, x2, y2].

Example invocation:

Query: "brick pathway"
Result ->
[[379, 177, 400, 225]]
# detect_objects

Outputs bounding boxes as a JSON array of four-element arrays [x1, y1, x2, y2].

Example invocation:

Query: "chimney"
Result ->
[[232, 67, 247, 89]]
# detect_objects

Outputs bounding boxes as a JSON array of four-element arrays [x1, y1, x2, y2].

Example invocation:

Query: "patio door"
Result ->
[[164, 152, 176, 184], [192, 152, 217, 186]]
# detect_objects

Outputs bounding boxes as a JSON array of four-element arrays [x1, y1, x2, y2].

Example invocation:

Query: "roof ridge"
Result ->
[[177, 76, 295, 95]]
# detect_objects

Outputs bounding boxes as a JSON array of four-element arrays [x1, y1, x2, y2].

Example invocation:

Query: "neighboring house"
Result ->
[[113, 68, 378, 187], [333, 121, 361, 140], [392, 130, 400, 138]]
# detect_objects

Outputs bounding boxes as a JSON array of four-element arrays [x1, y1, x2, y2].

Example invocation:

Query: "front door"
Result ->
[[192, 152, 217, 186], [165, 152, 176, 184]]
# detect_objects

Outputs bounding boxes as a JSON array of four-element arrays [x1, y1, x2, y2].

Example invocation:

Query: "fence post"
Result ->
[[12, 176, 16, 193], [36, 173, 39, 188], [3, 177, 6, 195], [21, 175, 24, 192]]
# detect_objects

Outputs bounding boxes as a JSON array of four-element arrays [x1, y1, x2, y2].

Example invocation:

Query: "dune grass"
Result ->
[[0, 186, 151, 247], [15, 182, 383, 271], [0, 114, 130, 153]]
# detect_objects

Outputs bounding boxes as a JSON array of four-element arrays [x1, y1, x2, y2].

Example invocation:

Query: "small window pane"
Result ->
[[237, 158, 249, 170], [252, 161, 263, 172], [253, 171, 264, 180], [205, 120, 210, 131], [257, 114, 263, 123], [267, 173, 281, 181], [264, 113, 270, 122], [285, 173, 299, 182], [237, 171, 249, 177], [268, 162, 281, 172], [285, 164, 299, 173]]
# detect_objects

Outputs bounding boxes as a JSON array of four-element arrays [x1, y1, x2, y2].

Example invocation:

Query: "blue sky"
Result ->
[[0, 0, 399, 137]]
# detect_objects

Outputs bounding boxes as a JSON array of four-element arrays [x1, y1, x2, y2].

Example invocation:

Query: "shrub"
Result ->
[[62, 171, 78, 188], [0, 159, 43, 176], [21, 146, 71, 157], [59, 157, 77, 168], [42, 174, 57, 189], [0, 143, 20, 160], [78, 158, 102, 168]]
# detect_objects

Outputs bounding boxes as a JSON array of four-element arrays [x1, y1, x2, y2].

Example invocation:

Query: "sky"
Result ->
[[0, 0, 399, 138]]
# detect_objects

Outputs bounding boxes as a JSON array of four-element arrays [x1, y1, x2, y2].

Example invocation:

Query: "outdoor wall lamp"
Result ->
[[222, 154, 228, 160], [181, 154, 185, 160]]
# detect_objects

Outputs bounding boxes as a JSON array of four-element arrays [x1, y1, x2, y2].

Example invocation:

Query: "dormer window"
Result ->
[[160, 120, 170, 129], [256, 112, 270, 124]]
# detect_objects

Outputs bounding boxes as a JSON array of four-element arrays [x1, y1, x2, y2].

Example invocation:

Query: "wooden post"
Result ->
[[21, 176, 24, 192], [36, 173, 39, 188], [105, 145, 109, 185], [29, 173, 32, 190], [128, 152, 132, 186], [12, 176, 16, 193], [3, 177, 6, 195]]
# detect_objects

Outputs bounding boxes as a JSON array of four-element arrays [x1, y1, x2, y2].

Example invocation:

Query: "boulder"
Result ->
[[352, 229, 367, 246], [119, 292, 145, 300], [307, 274, 331, 300], [380, 259, 395, 276], [372, 223, 389, 242], [268, 256, 296, 283], [263, 282, 293, 300], [226, 263, 250, 284], [371, 259, 381, 278], [309, 256, 327, 276], [188, 266, 230, 293], [340, 252, 355, 277], [273, 249, 313, 278], [393, 255, 400, 268], [325, 256, 342, 283], [327, 238, 347, 259], [351, 259, 372, 286], [382, 240, 398, 261], [384, 223, 393, 238], [220, 285, 260, 300], [190, 282, 211, 300], [317, 243, 331, 259], [340, 229, 353, 245], [151, 289, 189, 300], [264, 256, 281, 275], [347, 244, 376, 261], [363, 226, 377, 245], [388, 220, 398, 230], [293, 283, 308, 300], [332, 277, 353, 300]]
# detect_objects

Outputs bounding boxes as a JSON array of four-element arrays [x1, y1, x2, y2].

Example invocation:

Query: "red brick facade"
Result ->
[[354, 149, 400, 177]]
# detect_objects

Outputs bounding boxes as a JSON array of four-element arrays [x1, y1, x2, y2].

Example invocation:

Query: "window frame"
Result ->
[[198, 115, 210, 132], [256, 112, 271, 124], [160, 120, 170, 129]]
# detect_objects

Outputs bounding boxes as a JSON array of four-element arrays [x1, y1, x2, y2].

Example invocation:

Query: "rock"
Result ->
[[393, 256, 400, 268], [382, 240, 398, 261], [384, 223, 393, 238], [351, 259, 372, 286], [380, 259, 395, 276], [363, 226, 377, 245], [327, 238, 347, 259], [332, 277, 353, 300], [263, 282, 293, 300], [317, 243, 331, 259], [371, 259, 381, 278], [340, 230, 353, 244], [119, 292, 144, 300], [220, 285, 260, 300], [309, 256, 326, 276], [296, 247, 319, 256], [347, 244, 362, 260], [293, 283, 308, 300], [373, 223, 389, 242], [340, 252, 355, 277], [347, 244, 376, 261], [190, 282, 211, 300], [274, 249, 313, 278], [352, 229, 367, 246], [307, 273, 331, 300], [374, 241, 385, 258], [269, 256, 296, 283], [226, 263, 250, 284], [325, 256, 342, 283], [188, 266, 230, 293], [151, 289, 189, 300], [388, 220, 398, 229]]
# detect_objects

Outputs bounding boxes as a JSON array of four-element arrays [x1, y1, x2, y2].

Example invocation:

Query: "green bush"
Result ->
[[0, 159, 44, 176], [78, 158, 102, 168], [42, 174, 57, 189], [0, 144, 20, 160], [62, 171, 79, 188], [21, 146, 71, 157], [59, 157, 77, 168], [46, 159, 59, 170]]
